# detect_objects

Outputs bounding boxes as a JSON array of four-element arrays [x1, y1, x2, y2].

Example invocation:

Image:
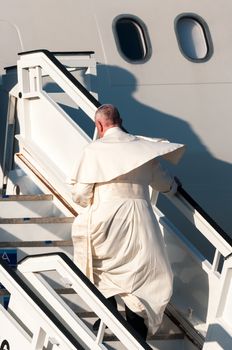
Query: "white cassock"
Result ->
[[71, 127, 185, 335]]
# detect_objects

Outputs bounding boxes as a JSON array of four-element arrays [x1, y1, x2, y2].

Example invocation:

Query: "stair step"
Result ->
[[0, 194, 64, 217], [148, 339, 186, 350], [0, 194, 53, 201], [0, 217, 74, 224], [103, 331, 184, 342], [79, 315, 184, 345], [0, 240, 72, 247], [56, 288, 184, 343], [0, 217, 73, 243]]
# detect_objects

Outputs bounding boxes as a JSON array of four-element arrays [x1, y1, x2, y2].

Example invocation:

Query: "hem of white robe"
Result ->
[[101, 290, 167, 336], [72, 223, 169, 336]]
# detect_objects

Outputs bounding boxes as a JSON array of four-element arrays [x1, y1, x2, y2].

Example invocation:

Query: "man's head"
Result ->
[[95, 104, 122, 138]]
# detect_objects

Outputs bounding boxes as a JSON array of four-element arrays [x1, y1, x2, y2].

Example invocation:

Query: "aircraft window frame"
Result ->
[[112, 14, 152, 64], [175, 13, 213, 62]]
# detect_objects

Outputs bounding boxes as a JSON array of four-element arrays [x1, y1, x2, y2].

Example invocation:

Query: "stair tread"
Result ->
[[103, 332, 184, 341], [0, 240, 72, 247], [0, 217, 74, 224], [80, 315, 184, 342], [0, 286, 184, 341], [0, 194, 53, 201], [57, 291, 184, 340]]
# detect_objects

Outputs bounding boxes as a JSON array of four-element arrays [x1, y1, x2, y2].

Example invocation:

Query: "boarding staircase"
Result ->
[[0, 50, 232, 350]]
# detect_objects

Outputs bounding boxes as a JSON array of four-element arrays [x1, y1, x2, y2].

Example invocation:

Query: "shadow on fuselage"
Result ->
[[36, 63, 232, 239], [91, 64, 232, 237]]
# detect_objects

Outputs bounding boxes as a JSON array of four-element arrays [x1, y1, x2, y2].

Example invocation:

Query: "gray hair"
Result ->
[[95, 104, 122, 125]]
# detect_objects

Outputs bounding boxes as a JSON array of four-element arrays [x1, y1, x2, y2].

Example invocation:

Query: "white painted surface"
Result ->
[[0, 264, 80, 349], [0, 221, 72, 241], [0, 0, 232, 233], [0, 199, 62, 217]]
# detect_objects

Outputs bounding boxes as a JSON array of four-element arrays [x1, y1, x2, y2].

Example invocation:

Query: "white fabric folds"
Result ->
[[72, 127, 186, 184], [71, 127, 186, 336]]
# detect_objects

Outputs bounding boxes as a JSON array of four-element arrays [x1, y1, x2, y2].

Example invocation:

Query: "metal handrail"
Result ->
[[168, 185, 232, 260], [18, 252, 152, 350], [0, 258, 85, 349], [178, 186, 232, 249], [18, 49, 101, 108]]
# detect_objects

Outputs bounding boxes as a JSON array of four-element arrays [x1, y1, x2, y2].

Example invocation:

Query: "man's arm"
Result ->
[[150, 159, 178, 196], [71, 183, 95, 207]]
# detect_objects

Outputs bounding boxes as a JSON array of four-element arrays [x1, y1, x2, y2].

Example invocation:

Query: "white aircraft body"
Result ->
[[0, 1, 231, 349]]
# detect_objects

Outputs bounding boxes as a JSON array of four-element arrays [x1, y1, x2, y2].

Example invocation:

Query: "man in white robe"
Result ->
[[71, 104, 185, 339]]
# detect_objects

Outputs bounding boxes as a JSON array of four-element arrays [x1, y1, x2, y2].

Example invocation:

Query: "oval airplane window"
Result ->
[[113, 16, 151, 63], [176, 16, 212, 61]]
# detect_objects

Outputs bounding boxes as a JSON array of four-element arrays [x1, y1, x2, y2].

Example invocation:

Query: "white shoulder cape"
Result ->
[[73, 129, 186, 183]]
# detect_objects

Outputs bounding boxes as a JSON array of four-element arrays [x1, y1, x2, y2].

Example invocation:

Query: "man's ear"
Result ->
[[97, 120, 103, 132], [96, 120, 104, 137]]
